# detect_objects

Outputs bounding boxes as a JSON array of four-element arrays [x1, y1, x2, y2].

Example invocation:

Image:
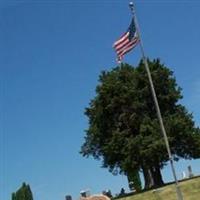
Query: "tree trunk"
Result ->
[[150, 165, 164, 187], [142, 166, 154, 189]]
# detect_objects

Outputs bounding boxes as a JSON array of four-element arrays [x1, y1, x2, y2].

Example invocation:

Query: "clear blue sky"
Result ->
[[1, 1, 200, 200]]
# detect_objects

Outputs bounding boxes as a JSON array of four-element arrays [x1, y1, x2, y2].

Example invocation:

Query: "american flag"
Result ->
[[113, 18, 139, 62]]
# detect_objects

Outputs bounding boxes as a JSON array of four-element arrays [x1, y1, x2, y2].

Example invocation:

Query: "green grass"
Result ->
[[119, 176, 200, 200]]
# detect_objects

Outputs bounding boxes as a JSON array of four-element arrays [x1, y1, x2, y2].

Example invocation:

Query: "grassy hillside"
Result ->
[[119, 176, 200, 200]]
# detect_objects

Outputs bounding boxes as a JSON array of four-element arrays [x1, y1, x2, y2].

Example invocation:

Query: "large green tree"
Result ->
[[81, 59, 200, 189], [12, 183, 33, 200]]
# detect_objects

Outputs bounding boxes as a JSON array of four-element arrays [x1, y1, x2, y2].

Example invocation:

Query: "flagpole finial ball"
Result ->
[[129, 2, 134, 8]]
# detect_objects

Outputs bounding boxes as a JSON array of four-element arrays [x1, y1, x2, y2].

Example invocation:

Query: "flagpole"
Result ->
[[128, 2, 183, 200]]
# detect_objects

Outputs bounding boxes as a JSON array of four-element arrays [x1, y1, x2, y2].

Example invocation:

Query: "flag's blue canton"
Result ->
[[128, 19, 137, 41]]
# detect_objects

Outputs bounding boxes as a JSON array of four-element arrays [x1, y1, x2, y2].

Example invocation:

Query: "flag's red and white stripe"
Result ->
[[113, 32, 139, 62]]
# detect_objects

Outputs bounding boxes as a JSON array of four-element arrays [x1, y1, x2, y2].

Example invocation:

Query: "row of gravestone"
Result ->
[[65, 165, 195, 200]]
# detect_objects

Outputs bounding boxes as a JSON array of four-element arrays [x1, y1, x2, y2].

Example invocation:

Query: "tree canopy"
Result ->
[[12, 182, 33, 200], [81, 59, 200, 189]]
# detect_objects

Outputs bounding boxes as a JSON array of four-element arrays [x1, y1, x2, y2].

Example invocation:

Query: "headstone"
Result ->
[[120, 188, 125, 195], [188, 165, 194, 178], [66, 195, 72, 200], [80, 190, 90, 198], [80, 191, 87, 197], [182, 171, 186, 179]]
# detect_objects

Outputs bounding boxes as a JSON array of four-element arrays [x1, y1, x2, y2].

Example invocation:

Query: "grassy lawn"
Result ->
[[119, 176, 200, 200]]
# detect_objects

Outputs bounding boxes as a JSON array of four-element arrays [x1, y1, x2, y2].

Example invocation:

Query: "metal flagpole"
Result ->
[[128, 2, 183, 200]]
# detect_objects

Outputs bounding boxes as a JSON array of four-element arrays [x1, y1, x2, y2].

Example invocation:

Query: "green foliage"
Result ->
[[81, 59, 200, 187], [12, 182, 33, 200], [128, 170, 142, 192]]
